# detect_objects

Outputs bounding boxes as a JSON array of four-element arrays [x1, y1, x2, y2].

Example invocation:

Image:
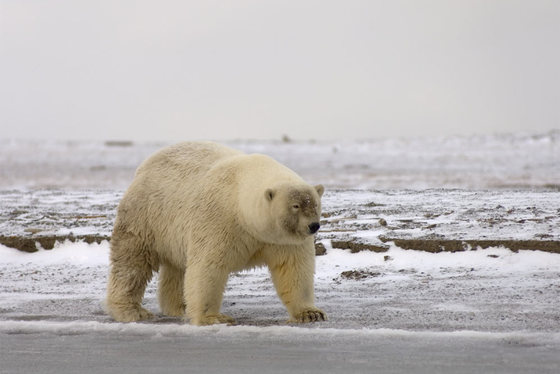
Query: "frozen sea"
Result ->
[[1, 132, 559, 373]]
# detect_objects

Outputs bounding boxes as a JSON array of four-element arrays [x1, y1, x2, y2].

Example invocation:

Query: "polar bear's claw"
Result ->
[[109, 306, 154, 322], [291, 308, 327, 323]]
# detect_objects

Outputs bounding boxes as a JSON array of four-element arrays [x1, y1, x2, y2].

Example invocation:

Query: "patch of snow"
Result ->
[[0, 240, 109, 266], [3, 241, 557, 275]]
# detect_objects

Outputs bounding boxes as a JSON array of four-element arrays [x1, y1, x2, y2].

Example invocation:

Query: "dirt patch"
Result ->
[[104, 140, 133, 147], [0, 235, 333, 257], [340, 270, 382, 280], [315, 242, 327, 256], [331, 240, 389, 253], [2, 234, 559, 256], [0, 235, 110, 253], [379, 238, 560, 254]]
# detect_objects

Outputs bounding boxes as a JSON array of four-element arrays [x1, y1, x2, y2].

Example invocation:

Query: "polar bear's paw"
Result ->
[[290, 308, 327, 323], [110, 306, 154, 322], [192, 313, 236, 326]]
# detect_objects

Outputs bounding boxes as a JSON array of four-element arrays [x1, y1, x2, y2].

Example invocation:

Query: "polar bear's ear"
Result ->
[[265, 189, 275, 201], [315, 184, 325, 197]]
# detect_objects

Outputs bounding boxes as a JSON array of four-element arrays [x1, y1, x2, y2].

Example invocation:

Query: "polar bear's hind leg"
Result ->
[[106, 233, 157, 322]]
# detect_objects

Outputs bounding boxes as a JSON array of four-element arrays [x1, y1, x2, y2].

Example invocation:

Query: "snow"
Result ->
[[317, 244, 559, 277], [1, 242, 559, 372], [2, 189, 559, 242], [2, 238, 557, 275], [1, 319, 559, 344], [1, 240, 559, 332], [1, 131, 559, 190], [0, 240, 109, 266], [321, 189, 560, 243], [1, 133, 560, 372]]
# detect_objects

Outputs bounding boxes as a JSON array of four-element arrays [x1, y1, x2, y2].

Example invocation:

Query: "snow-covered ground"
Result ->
[[1, 133, 560, 373], [1, 241, 559, 373], [2, 188, 559, 245], [1, 241, 559, 331]]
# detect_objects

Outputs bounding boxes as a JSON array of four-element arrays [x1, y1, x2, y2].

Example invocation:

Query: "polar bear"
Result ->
[[106, 142, 326, 325]]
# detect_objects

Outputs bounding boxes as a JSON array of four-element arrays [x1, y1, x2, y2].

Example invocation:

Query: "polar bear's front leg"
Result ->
[[184, 261, 235, 326], [265, 245, 327, 323]]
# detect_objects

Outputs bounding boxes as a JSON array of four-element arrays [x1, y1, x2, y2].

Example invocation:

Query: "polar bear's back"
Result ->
[[115, 142, 242, 243], [135, 142, 242, 181]]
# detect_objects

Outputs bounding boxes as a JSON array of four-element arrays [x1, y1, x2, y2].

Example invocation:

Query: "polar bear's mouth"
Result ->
[[280, 213, 320, 239], [291, 222, 320, 238]]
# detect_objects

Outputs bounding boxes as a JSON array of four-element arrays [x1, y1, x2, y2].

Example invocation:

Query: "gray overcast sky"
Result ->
[[1, 0, 559, 142]]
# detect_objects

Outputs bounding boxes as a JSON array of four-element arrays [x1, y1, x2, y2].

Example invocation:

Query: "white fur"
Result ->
[[106, 142, 326, 325]]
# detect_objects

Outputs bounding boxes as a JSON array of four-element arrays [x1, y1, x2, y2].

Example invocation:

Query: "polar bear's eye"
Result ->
[[292, 204, 300, 210]]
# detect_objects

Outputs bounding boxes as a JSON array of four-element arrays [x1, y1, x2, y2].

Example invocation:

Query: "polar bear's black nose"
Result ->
[[308, 222, 320, 234]]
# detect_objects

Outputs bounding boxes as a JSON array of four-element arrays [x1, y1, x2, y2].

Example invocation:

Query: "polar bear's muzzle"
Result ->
[[307, 222, 320, 234]]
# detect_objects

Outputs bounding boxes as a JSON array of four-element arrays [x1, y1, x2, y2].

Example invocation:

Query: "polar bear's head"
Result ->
[[262, 183, 324, 244]]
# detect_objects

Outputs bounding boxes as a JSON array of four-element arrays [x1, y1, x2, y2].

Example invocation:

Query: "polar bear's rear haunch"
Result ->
[[106, 142, 326, 325]]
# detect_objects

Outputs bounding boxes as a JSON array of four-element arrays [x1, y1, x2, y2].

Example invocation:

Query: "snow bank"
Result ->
[[2, 319, 558, 345]]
